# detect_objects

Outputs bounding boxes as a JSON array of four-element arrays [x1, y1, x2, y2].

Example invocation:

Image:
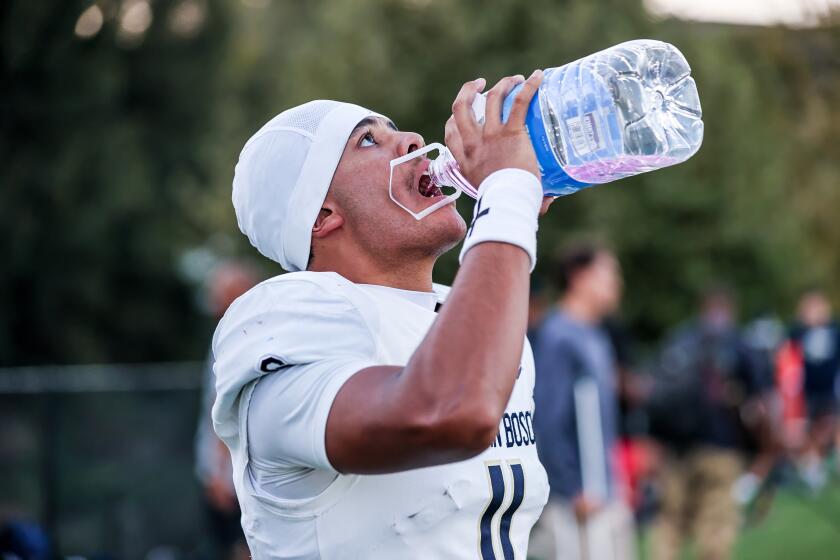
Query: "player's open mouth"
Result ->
[[418, 171, 443, 198]]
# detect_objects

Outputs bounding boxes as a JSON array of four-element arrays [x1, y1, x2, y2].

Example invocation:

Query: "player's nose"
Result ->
[[395, 131, 425, 158]]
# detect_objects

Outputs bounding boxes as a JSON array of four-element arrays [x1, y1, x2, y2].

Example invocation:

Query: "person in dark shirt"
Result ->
[[787, 288, 840, 490], [649, 287, 763, 560]]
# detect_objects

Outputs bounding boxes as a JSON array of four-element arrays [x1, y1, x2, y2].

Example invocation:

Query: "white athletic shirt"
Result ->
[[212, 271, 549, 559]]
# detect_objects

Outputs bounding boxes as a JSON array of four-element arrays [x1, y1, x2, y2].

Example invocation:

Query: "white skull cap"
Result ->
[[232, 100, 378, 271]]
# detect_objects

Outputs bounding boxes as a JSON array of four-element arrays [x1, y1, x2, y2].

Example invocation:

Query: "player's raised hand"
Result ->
[[446, 71, 543, 188]]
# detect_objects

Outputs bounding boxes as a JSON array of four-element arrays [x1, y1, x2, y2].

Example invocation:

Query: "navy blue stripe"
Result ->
[[499, 463, 525, 560], [480, 464, 505, 560]]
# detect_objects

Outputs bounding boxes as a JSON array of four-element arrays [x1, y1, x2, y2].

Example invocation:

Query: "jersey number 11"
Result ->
[[478, 460, 525, 560]]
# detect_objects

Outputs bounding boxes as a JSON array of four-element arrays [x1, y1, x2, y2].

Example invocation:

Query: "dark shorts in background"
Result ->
[[204, 497, 245, 552], [806, 393, 838, 420]]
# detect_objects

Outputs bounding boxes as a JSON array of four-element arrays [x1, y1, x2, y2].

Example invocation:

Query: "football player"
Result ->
[[212, 72, 554, 558]]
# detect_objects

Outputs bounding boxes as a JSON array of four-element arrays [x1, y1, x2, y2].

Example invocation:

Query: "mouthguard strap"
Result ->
[[389, 143, 462, 221]]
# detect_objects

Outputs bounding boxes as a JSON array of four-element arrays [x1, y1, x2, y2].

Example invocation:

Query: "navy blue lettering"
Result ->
[[517, 412, 531, 446], [503, 414, 515, 448], [526, 412, 536, 444], [511, 413, 523, 446], [494, 410, 538, 448]]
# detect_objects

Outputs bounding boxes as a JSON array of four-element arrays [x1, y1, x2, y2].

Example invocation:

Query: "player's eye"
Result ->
[[359, 130, 377, 148]]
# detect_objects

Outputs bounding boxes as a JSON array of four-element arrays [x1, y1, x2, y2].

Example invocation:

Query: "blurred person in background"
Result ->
[[785, 288, 840, 490], [775, 331, 808, 459], [648, 287, 767, 560], [527, 277, 549, 357], [195, 262, 259, 560], [0, 521, 51, 560], [530, 242, 635, 560], [735, 313, 787, 518], [605, 318, 659, 525], [742, 313, 786, 397]]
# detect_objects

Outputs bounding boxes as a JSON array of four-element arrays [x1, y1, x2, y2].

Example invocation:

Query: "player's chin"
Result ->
[[425, 206, 467, 252], [427, 201, 465, 229]]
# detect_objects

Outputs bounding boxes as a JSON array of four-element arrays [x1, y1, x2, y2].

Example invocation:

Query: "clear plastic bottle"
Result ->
[[428, 39, 704, 197]]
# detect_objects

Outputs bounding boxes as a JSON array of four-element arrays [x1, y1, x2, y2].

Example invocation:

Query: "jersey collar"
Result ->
[[358, 283, 441, 311]]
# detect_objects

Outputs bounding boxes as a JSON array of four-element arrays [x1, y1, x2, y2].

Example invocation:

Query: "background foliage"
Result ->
[[2, 0, 839, 366]]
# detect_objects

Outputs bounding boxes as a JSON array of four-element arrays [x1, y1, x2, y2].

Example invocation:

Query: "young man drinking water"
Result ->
[[212, 71, 555, 558]]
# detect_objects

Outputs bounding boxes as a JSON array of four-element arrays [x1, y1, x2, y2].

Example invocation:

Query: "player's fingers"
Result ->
[[484, 75, 525, 131], [507, 69, 543, 129], [451, 78, 486, 144], [445, 114, 467, 159]]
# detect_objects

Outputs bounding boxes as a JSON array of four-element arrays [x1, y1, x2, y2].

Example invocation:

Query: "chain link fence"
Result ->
[[0, 362, 214, 559]]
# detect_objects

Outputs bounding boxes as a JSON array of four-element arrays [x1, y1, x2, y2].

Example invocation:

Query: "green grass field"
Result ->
[[635, 482, 840, 560], [733, 483, 840, 560]]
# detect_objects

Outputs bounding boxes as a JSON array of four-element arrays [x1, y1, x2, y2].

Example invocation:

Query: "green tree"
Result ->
[[1, 0, 231, 365]]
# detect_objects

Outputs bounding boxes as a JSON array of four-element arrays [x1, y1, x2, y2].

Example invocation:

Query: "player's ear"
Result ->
[[312, 200, 344, 239]]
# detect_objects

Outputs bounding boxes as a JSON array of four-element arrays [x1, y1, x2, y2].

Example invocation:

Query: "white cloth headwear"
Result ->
[[232, 100, 377, 271]]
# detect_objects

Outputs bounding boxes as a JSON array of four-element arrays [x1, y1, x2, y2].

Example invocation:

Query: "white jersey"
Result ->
[[212, 271, 549, 559]]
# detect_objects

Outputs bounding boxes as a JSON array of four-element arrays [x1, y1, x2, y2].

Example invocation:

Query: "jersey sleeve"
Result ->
[[248, 358, 373, 472], [211, 276, 379, 471]]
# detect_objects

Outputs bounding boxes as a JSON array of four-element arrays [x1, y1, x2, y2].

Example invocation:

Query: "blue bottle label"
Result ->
[[501, 82, 590, 196]]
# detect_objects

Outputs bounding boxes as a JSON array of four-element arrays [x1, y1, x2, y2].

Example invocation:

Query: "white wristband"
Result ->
[[459, 168, 543, 271]]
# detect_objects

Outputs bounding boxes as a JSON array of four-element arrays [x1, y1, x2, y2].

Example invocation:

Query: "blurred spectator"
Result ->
[[0, 521, 51, 560], [527, 277, 549, 356], [195, 262, 259, 560], [785, 288, 840, 490], [742, 313, 786, 391], [735, 314, 787, 511], [775, 335, 808, 454], [605, 318, 659, 523], [530, 243, 635, 560], [648, 287, 765, 560]]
